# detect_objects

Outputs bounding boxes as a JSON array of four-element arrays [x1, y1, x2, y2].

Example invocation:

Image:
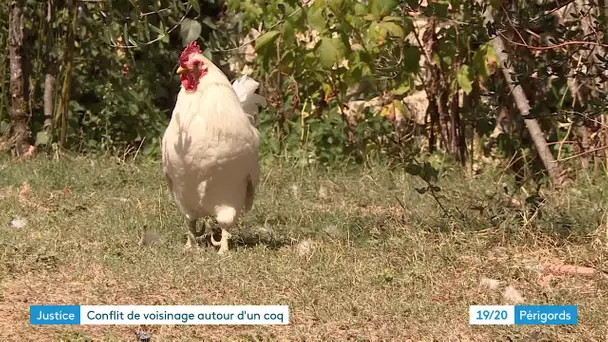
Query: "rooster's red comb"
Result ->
[[179, 40, 202, 65]]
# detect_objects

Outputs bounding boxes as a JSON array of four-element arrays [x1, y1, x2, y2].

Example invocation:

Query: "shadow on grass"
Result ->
[[230, 232, 292, 250], [193, 227, 292, 251]]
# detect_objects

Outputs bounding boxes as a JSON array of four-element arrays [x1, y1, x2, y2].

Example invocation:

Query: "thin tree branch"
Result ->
[[499, 32, 608, 51]]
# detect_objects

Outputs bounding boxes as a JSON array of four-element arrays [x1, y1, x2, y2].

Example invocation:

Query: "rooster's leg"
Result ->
[[217, 229, 231, 255], [210, 228, 230, 253], [213, 207, 235, 254], [210, 230, 222, 247], [184, 219, 199, 249]]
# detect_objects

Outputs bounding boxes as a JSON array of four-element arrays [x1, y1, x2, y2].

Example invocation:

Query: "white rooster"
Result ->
[[161, 41, 266, 254]]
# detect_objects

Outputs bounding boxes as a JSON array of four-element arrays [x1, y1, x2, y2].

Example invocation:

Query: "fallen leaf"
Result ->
[[543, 264, 595, 276], [23, 145, 35, 158], [507, 197, 522, 207], [63, 185, 71, 197], [18, 183, 31, 201]]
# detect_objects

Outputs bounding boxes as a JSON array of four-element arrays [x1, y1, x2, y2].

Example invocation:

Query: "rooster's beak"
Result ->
[[176, 66, 186, 74]]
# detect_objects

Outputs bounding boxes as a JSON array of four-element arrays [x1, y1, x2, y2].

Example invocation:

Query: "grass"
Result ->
[[0, 153, 607, 341]]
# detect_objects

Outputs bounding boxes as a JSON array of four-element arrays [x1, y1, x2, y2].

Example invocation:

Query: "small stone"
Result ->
[[296, 239, 312, 256], [318, 184, 328, 199], [9, 216, 27, 229], [139, 228, 160, 246], [323, 224, 341, 238], [290, 184, 300, 198], [479, 277, 500, 290], [135, 331, 151, 342], [502, 285, 524, 304]]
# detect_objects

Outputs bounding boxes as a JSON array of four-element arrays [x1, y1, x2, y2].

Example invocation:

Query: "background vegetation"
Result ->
[[1, 1, 608, 340], [0, 0, 606, 186]]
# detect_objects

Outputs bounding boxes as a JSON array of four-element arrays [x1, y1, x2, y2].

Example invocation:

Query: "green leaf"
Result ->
[[402, 46, 420, 73], [347, 14, 365, 29], [394, 100, 406, 114], [402, 17, 414, 35], [379, 22, 404, 37], [405, 163, 421, 176], [282, 19, 296, 46], [328, 0, 344, 14], [438, 31, 457, 65], [382, 16, 402, 23], [472, 43, 497, 81], [354, 3, 367, 15], [421, 162, 439, 182], [149, 23, 163, 35], [180, 18, 202, 46], [290, 4, 305, 25], [123, 23, 129, 46], [363, 13, 377, 21], [367, 22, 387, 43], [392, 80, 409, 95], [457, 64, 473, 94], [311, 0, 327, 11], [35, 131, 50, 146], [489, 0, 501, 9], [307, 8, 327, 32], [202, 16, 217, 30], [415, 187, 428, 194], [255, 30, 280, 52], [203, 49, 213, 61], [424, 1, 449, 18], [277, 3, 286, 16], [339, 32, 351, 58], [188, 0, 200, 14], [317, 37, 339, 68], [279, 50, 295, 73], [369, 0, 399, 17], [345, 61, 364, 84], [333, 36, 348, 60]]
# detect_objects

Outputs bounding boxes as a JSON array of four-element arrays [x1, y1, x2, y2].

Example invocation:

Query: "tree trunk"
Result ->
[[8, 0, 30, 155], [450, 88, 465, 164], [491, 36, 563, 188], [57, 0, 77, 148], [422, 17, 439, 153], [427, 97, 438, 153], [426, 70, 439, 153], [438, 87, 450, 150], [44, 0, 55, 134]]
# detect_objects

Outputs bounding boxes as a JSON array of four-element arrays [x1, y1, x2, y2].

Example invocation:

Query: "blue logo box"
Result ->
[[30, 305, 81, 325], [515, 305, 577, 325]]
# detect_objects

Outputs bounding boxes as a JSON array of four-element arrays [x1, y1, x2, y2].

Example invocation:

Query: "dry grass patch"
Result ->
[[0, 155, 607, 341]]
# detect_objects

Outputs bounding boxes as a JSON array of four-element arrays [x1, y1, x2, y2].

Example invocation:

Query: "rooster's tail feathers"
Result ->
[[232, 75, 267, 126]]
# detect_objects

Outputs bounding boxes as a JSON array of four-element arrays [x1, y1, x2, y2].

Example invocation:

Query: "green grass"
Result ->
[[1, 153, 607, 341]]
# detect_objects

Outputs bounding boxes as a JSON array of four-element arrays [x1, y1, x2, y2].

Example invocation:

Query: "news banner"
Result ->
[[30, 305, 289, 325], [29, 304, 577, 325], [469, 305, 578, 325]]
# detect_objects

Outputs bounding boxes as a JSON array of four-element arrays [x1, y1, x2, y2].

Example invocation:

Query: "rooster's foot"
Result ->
[[217, 229, 231, 255], [211, 229, 231, 254], [184, 232, 199, 250]]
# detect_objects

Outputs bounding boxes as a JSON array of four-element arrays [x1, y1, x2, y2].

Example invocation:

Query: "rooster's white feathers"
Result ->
[[232, 75, 267, 126], [161, 54, 265, 254]]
